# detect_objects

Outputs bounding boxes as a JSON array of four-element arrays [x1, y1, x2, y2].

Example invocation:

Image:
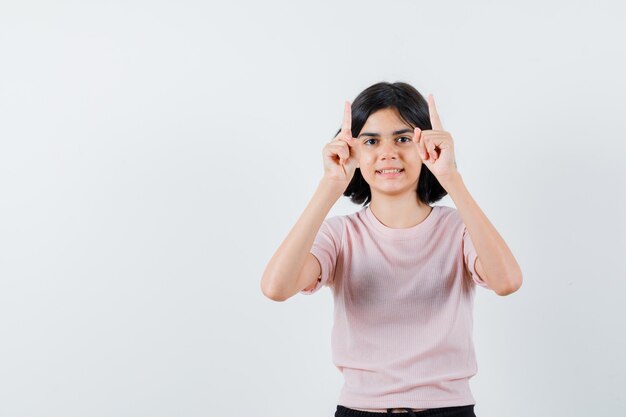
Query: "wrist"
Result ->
[[319, 177, 349, 193], [439, 172, 467, 199], [438, 171, 463, 188]]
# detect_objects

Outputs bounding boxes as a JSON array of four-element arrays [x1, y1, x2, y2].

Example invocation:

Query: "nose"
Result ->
[[379, 141, 399, 160]]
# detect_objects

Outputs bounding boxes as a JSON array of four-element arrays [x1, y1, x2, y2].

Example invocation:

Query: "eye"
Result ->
[[364, 137, 412, 146]]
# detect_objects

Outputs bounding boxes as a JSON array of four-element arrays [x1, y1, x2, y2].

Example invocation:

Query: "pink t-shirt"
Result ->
[[300, 204, 491, 409]]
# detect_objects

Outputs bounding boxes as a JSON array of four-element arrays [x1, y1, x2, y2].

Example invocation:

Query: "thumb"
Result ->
[[340, 135, 356, 148], [413, 127, 422, 147], [414, 127, 427, 161], [413, 127, 422, 140]]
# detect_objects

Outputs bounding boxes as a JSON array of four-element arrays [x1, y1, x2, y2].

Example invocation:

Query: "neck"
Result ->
[[369, 192, 432, 229]]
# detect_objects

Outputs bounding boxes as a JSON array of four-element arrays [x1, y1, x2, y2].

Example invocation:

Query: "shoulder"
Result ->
[[433, 205, 465, 232], [321, 213, 347, 233], [318, 208, 368, 244], [324, 213, 346, 226], [323, 207, 365, 229], [434, 204, 460, 223], [317, 212, 349, 245]]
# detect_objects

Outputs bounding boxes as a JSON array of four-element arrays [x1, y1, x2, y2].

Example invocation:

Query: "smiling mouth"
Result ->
[[376, 169, 404, 176]]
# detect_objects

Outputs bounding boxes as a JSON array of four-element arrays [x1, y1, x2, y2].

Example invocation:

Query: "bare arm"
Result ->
[[260, 179, 346, 301], [261, 100, 359, 301], [415, 94, 522, 297], [446, 173, 523, 296]]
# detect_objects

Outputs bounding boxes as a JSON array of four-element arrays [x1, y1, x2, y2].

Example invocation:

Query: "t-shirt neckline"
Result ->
[[363, 204, 440, 240]]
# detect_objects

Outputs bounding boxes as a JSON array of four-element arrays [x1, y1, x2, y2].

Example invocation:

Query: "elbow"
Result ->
[[264, 290, 288, 302], [495, 273, 523, 296], [495, 286, 516, 296], [260, 276, 289, 302]]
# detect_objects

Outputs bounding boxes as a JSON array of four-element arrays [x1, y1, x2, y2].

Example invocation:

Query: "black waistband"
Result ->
[[335, 404, 475, 417]]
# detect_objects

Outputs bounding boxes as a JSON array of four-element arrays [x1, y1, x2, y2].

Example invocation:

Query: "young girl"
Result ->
[[261, 82, 522, 417]]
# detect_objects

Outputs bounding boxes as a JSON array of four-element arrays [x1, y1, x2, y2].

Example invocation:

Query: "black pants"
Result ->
[[335, 404, 476, 417]]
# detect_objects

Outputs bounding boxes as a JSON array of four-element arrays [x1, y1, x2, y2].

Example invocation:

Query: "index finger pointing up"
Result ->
[[427, 93, 444, 131], [342, 100, 352, 134]]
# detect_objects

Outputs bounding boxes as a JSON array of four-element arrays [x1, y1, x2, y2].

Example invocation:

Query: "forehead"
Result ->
[[361, 108, 411, 132]]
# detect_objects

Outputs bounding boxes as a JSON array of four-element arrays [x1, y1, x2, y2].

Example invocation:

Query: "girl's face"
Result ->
[[356, 107, 422, 197]]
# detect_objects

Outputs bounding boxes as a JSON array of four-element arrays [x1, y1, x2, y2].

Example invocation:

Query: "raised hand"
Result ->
[[413, 93, 459, 182], [322, 100, 359, 184]]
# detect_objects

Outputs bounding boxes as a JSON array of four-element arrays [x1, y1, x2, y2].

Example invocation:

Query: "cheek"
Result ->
[[358, 156, 374, 169], [359, 162, 375, 179]]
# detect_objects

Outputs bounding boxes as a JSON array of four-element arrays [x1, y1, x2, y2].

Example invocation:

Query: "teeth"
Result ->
[[378, 169, 402, 174]]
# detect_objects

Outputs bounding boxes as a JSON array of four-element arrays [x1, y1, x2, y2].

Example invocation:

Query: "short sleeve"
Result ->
[[462, 225, 491, 289], [299, 216, 342, 295]]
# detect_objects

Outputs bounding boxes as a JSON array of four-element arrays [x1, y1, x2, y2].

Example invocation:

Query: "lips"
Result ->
[[376, 169, 404, 178], [375, 169, 404, 174]]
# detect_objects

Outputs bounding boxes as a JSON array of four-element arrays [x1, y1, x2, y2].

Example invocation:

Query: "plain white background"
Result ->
[[1, 1, 625, 416]]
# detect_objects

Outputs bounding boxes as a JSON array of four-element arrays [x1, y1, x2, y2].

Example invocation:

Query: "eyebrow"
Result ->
[[358, 128, 413, 138]]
